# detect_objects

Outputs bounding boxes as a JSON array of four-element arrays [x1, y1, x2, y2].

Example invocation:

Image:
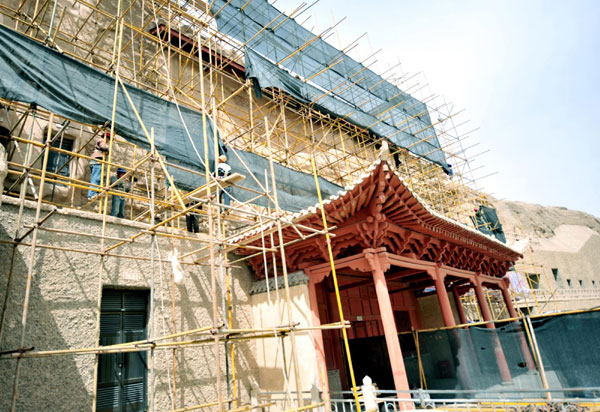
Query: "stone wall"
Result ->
[[0, 198, 258, 411]]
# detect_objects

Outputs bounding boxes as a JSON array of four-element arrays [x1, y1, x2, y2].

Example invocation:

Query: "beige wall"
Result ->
[[249, 282, 320, 394], [0, 198, 257, 411]]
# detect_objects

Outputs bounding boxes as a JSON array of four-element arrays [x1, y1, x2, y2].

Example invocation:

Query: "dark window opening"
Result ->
[[46, 136, 74, 178], [567, 279, 572, 288], [97, 289, 148, 412], [526, 273, 541, 290], [0, 125, 10, 149], [579, 279, 584, 288], [552, 268, 559, 281]]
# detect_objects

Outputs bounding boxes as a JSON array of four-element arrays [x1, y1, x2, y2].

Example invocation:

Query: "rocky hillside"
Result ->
[[492, 199, 600, 241]]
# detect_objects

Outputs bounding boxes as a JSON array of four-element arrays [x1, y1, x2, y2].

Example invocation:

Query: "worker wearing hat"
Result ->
[[217, 154, 232, 213], [88, 131, 111, 199], [110, 167, 131, 218]]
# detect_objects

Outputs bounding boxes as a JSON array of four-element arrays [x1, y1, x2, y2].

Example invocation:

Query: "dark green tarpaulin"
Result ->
[[470, 205, 507, 243], [245, 49, 444, 168], [226, 149, 342, 211], [399, 311, 600, 398], [211, 0, 448, 171], [0, 23, 341, 212], [0, 23, 221, 177]]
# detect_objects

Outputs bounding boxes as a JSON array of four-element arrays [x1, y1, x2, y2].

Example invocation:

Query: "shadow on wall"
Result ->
[[0, 222, 95, 411]]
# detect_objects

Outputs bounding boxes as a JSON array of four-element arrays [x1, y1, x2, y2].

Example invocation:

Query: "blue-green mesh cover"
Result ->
[[399, 312, 600, 398], [0, 23, 341, 212], [212, 0, 448, 171]]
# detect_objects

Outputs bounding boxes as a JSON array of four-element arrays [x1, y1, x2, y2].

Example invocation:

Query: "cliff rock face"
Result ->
[[492, 199, 600, 242], [492, 199, 600, 311]]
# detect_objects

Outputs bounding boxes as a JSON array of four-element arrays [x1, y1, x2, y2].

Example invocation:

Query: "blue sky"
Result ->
[[283, 0, 600, 217]]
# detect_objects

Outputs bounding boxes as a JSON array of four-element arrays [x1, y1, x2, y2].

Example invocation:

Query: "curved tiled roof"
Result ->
[[232, 160, 521, 261]]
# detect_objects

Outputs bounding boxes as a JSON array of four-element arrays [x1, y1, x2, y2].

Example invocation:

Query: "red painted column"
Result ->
[[433, 266, 455, 327], [500, 283, 518, 319], [474, 277, 512, 382], [500, 282, 536, 371], [473, 281, 495, 327], [452, 287, 468, 326], [432, 267, 472, 389], [405, 290, 422, 330], [366, 252, 412, 409], [307, 278, 331, 404]]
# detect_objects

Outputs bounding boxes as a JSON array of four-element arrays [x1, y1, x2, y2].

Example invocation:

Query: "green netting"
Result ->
[[470, 205, 507, 243], [211, 0, 448, 171], [0, 23, 341, 212], [245, 49, 443, 166], [0, 23, 221, 177], [225, 149, 342, 212], [531, 311, 600, 397], [400, 312, 600, 398], [405, 324, 538, 396]]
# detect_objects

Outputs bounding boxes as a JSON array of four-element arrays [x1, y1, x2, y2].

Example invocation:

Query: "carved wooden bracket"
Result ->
[[304, 267, 332, 284], [364, 248, 391, 274]]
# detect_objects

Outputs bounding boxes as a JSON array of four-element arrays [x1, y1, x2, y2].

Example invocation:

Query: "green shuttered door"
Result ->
[[97, 289, 148, 412]]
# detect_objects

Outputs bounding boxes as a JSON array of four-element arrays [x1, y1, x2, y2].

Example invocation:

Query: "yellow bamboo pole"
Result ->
[[309, 156, 362, 412], [9, 113, 54, 412]]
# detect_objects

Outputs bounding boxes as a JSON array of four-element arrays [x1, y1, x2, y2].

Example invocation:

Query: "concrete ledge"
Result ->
[[0, 194, 208, 237]]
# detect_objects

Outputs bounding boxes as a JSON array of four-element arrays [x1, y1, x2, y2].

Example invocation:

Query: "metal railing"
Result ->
[[329, 388, 600, 412]]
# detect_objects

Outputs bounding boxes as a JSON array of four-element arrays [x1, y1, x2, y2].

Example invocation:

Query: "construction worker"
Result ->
[[217, 154, 232, 213], [110, 167, 130, 218], [185, 200, 200, 233], [88, 131, 111, 200]]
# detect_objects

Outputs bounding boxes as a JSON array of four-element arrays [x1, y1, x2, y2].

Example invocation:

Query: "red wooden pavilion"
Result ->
[[233, 160, 530, 400]]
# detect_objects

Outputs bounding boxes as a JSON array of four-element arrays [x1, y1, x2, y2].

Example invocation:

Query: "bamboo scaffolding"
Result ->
[[9, 113, 54, 412], [0, 2, 497, 411], [0, 321, 350, 359]]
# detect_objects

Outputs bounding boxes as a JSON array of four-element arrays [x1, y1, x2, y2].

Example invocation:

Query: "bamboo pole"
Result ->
[[265, 117, 304, 407], [196, 27, 224, 412], [310, 156, 362, 412], [91, 6, 124, 409], [0, 108, 40, 345], [9, 113, 54, 412], [166, 399, 234, 412]]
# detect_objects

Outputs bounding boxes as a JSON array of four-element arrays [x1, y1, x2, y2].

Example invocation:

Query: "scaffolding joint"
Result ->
[[0, 346, 34, 357]]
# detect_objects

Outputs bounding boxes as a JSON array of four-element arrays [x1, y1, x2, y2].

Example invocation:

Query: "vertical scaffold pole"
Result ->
[[92, 3, 123, 408], [266, 117, 304, 407], [10, 113, 54, 412], [310, 156, 362, 412]]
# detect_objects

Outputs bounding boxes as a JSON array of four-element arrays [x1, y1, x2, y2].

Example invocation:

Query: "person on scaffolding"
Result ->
[[110, 167, 130, 218], [217, 154, 232, 214], [185, 197, 200, 233], [88, 131, 111, 200]]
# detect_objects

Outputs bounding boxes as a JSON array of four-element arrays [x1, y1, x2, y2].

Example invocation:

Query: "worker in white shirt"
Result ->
[[217, 154, 232, 213]]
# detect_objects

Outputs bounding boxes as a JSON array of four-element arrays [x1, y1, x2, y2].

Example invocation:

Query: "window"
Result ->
[[526, 273, 541, 289], [567, 279, 572, 288], [593, 280, 597, 288], [97, 289, 148, 412], [0, 125, 10, 150], [46, 136, 74, 178], [579, 279, 584, 288], [552, 268, 559, 281]]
